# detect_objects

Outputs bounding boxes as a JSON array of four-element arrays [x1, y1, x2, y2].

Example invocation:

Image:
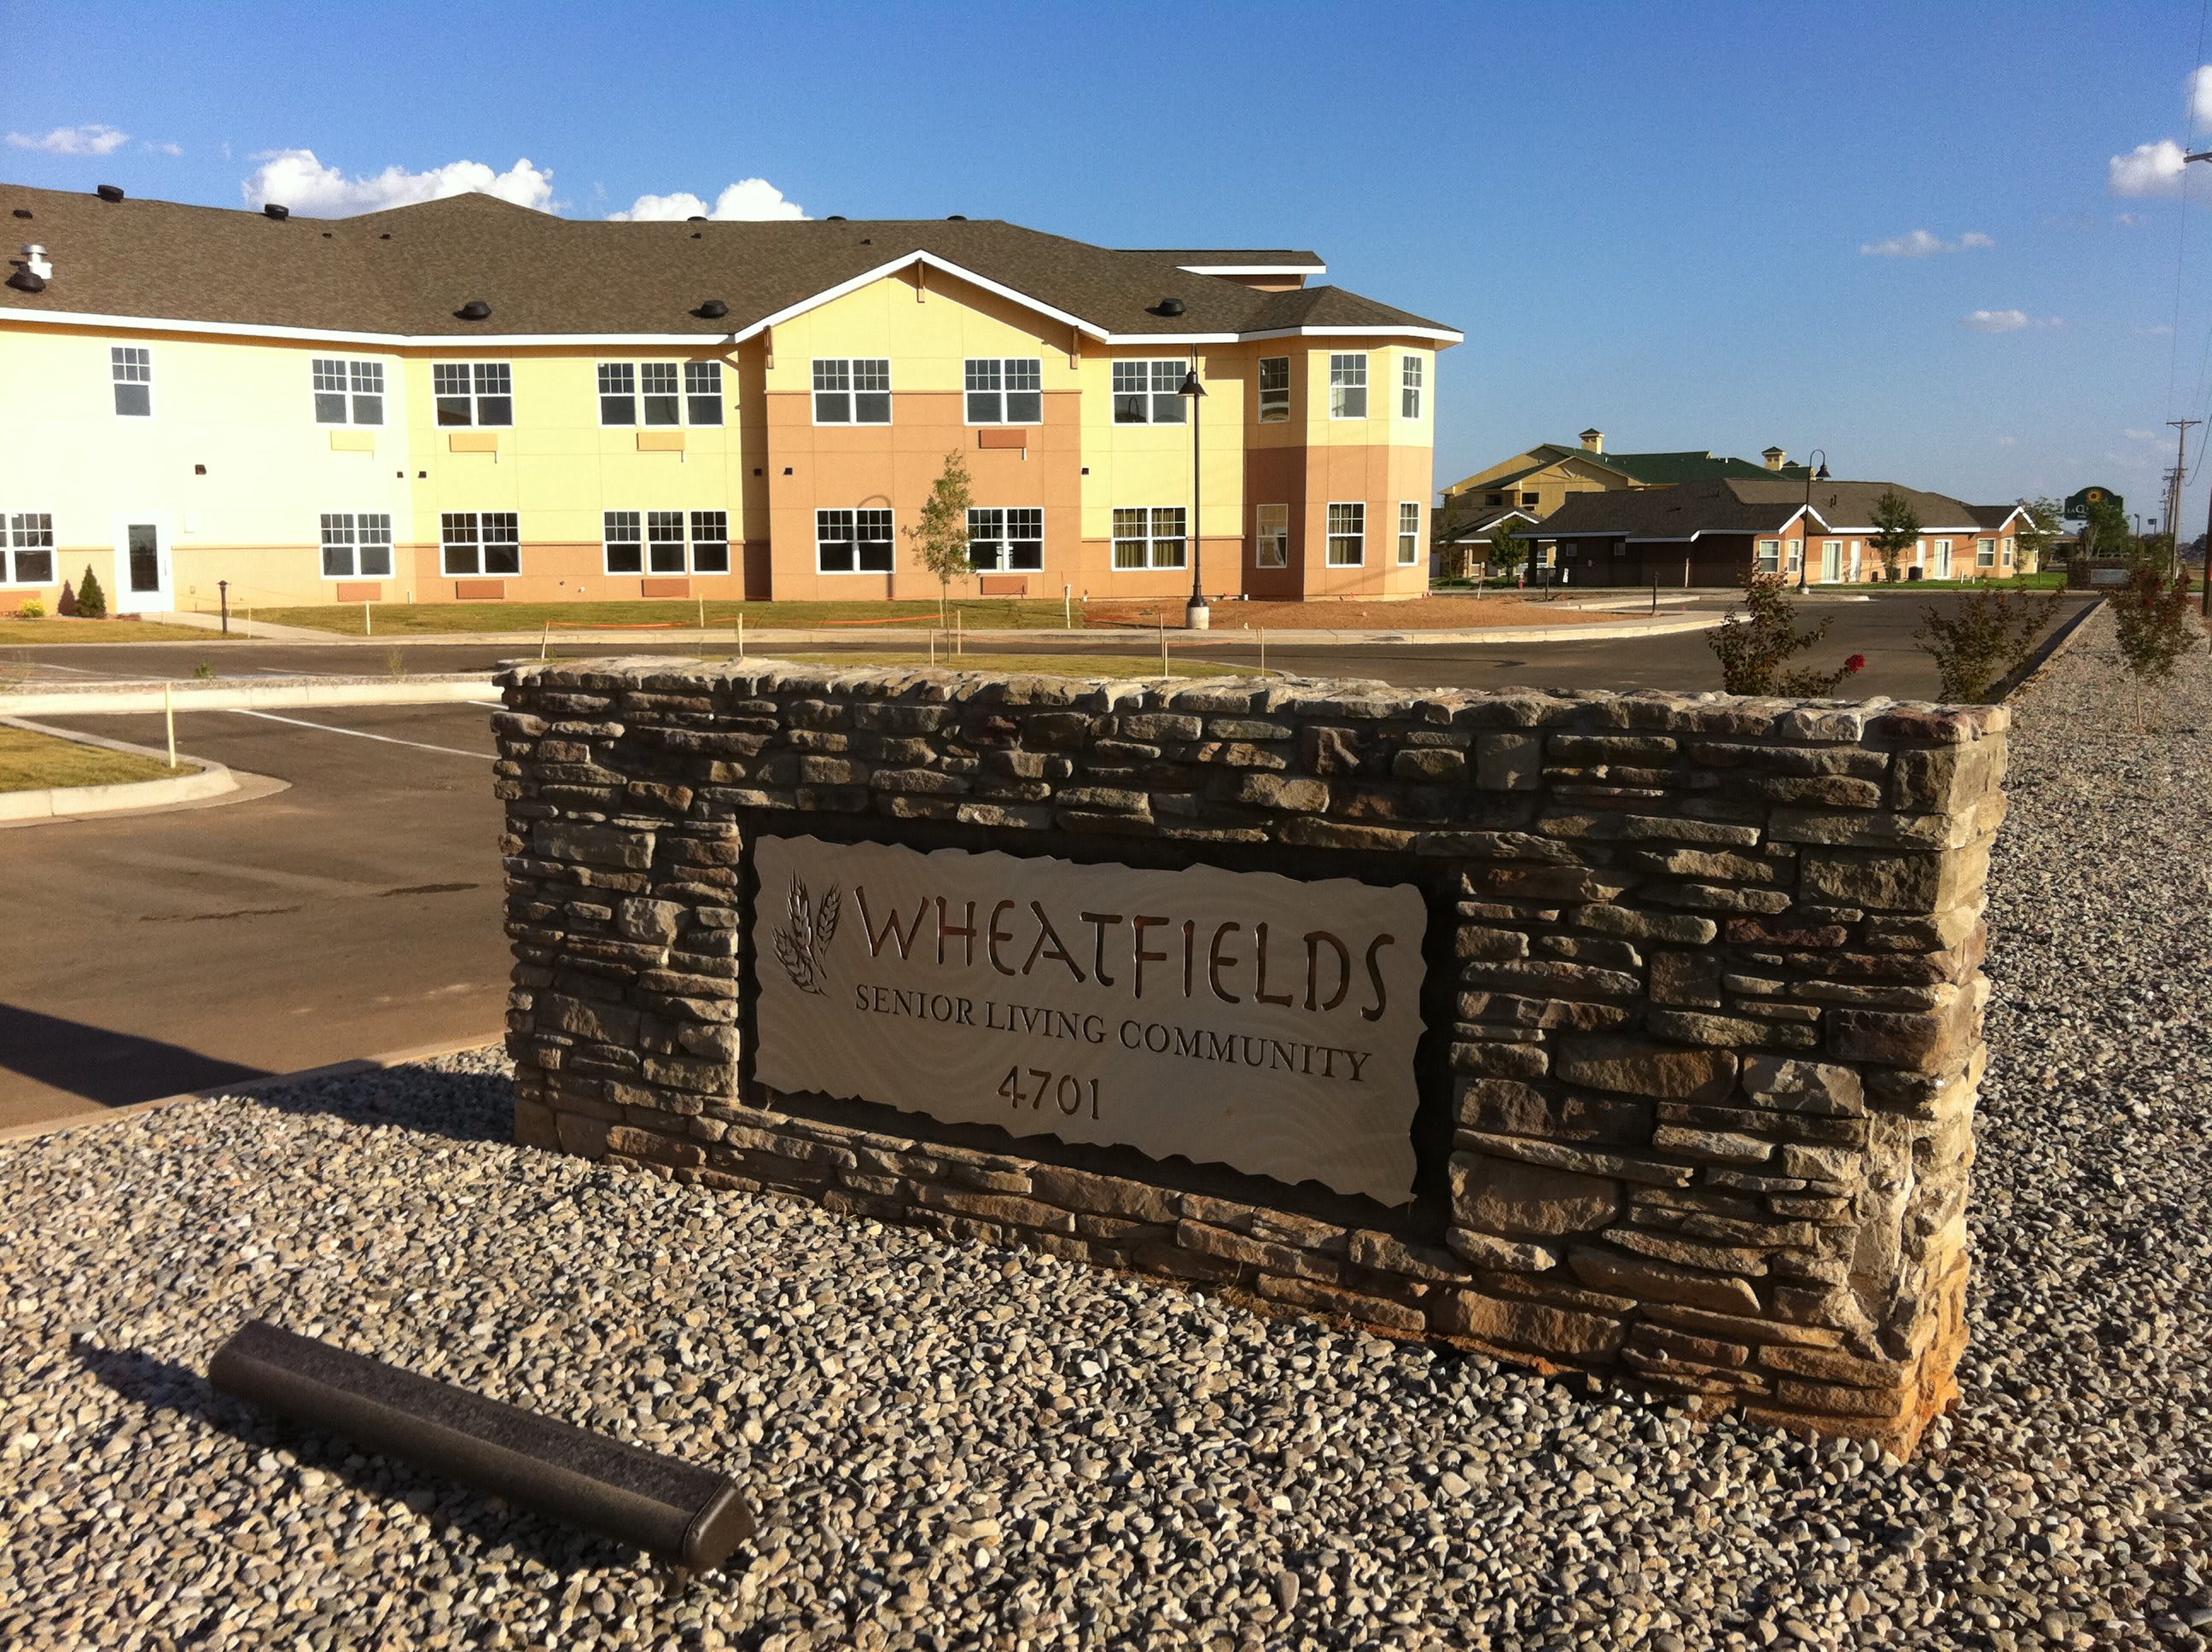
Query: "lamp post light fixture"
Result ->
[[1179, 364, 1208, 630], [1798, 449, 1831, 592]]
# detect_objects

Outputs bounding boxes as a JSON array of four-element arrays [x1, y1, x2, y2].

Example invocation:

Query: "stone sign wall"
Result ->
[[494, 659, 2007, 1454]]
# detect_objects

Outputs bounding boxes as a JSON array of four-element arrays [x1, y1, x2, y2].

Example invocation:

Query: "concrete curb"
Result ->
[[1997, 596, 2105, 703], [0, 1034, 505, 1146], [0, 715, 236, 823], [0, 674, 498, 718]]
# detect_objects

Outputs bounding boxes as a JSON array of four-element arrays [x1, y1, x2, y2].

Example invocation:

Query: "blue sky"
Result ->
[[9, 0, 2212, 524]]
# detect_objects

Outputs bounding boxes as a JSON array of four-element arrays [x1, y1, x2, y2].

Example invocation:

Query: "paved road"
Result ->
[[0, 592, 2092, 702], [1, 703, 509, 1130], [0, 594, 2089, 1128]]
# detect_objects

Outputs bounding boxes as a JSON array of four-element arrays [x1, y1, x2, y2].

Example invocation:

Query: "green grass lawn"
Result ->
[[258, 598, 1083, 636], [769, 651, 1254, 678], [0, 617, 231, 644], [1844, 572, 2067, 592], [0, 727, 182, 792]]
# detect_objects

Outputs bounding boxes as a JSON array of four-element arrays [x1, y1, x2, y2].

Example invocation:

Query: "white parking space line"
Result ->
[[225, 708, 497, 760], [467, 701, 506, 709]]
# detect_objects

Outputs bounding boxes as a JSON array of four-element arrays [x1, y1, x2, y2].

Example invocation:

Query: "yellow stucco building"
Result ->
[[0, 184, 1458, 614]]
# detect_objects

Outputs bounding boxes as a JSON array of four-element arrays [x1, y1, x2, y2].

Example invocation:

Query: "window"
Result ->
[[440, 510, 520, 576], [311, 358, 385, 426], [1520, 491, 1540, 508], [597, 364, 678, 425], [433, 363, 513, 427], [1254, 503, 1289, 567], [818, 508, 894, 573], [1822, 540, 1843, 582], [1397, 503, 1421, 566], [1400, 355, 1423, 420], [602, 509, 696, 573], [1976, 537, 1996, 567], [1785, 539, 1802, 572], [813, 358, 891, 423], [3, 512, 55, 585], [965, 358, 1043, 424], [1325, 502, 1365, 566], [1328, 352, 1367, 419], [685, 361, 724, 425], [1111, 507, 1186, 569], [1257, 356, 1291, 422], [690, 509, 729, 573], [967, 507, 1044, 571], [1756, 538, 1781, 573], [319, 513, 394, 579], [2001, 536, 2014, 567], [1485, 492, 1505, 508], [111, 346, 151, 416], [1111, 360, 1187, 424], [1935, 538, 1953, 578]]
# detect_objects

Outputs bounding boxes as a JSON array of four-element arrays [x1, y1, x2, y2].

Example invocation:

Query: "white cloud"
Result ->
[[5, 123, 130, 156], [1997, 434, 2018, 446], [2110, 137, 2187, 197], [241, 148, 557, 216], [608, 177, 806, 222], [143, 140, 182, 157], [2192, 65, 2212, 125], [1962, 309, 2030, 333], [1860, 228, 1995, 257], [2135, 323, 2176, 336], [2125, 428, 2160, 441]]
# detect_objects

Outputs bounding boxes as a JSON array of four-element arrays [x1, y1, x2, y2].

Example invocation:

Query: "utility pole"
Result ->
[[2166, 420, 2199, 576]]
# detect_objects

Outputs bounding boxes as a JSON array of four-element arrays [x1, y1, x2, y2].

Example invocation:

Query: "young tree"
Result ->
[[1487, 518, 1530, 585], [1708, 569, 1868, 695], [2080, 497, 2132, 561], [902, 451, 975, 624], [1912, 587, 2064, 702], [2112, 565, 2202, 682], [75, 564, 108, 620], [2014, 497, 2062, 573], [1868, 488, 1922, 583]]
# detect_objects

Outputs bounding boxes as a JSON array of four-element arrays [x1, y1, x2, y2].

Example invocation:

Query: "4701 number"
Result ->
[[999, 1067, 1101, 1120]]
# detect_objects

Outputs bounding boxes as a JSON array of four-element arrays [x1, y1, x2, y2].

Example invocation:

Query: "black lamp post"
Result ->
[[1798, 449, 1831, 591], [1179, 364, 1208, 629]]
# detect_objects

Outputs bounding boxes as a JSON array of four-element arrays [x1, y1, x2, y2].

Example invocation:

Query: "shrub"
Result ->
[[14, 596, 46, 620], [2112, 565, 2203, 683], [1708, 569, 1869, 696], [76, 564, 108, 620], [191, 661, 215, 680], [1913, 587, 2064, 702]]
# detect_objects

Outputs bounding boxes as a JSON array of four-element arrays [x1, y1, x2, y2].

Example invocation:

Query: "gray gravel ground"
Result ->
[[3, 607, 2208, 1651]]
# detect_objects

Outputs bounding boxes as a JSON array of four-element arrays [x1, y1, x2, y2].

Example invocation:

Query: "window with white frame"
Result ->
[[111, 346, 151, 416], [685, 361, 724, 425], [319, 513, 394, 579], [1400, 355, 1423, 420], [690, 509, 730, 572], [1397, 502, 1421, 565], [598, 364, 680, 426], [817, 508, 894, 573], [1257, 356, 1291, 422], [1111, 360, 1187, 424], [433, 363, 514, 427], [1756, 538, 1781, 573], [1254, 503, 1289, 567], [3, 512, 55, 585], [1328, 353, 1368, 419], [1325, 502, 1365, 566], [1111, 506, 1186, 569], [2001, 536, 2014, 566], [813, 358, 891, 423], [1976, 537, 1996, 567], [964, 358, 1043, 424], [1822, 540, 1844, 581], [311, 358, 385, 426], [1935, 538, 1953, 577], [440, 510, 520, 576], [602, 509, 695, 574], [1786, 539, 1802, 572], [967, 507, 1044, 571]]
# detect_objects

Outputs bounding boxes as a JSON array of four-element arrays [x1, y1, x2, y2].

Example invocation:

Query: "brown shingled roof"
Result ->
[[0, 185, 1455, 342], [1542, 477, 1987, 540]]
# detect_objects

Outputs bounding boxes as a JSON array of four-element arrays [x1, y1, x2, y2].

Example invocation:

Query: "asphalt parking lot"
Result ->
[[0, 702, 509, 1130], [0, 593, 2089, 1129]]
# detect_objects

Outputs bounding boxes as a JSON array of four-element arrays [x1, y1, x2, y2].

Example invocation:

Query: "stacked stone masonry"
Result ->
[[495, 657, 2005, 1454]]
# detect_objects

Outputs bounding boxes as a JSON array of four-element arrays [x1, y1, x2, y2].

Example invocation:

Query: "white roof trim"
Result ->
[[725, 250, 1109, 344], [1176, 263, 1329, 277], [1236, 324, 1464, 344]]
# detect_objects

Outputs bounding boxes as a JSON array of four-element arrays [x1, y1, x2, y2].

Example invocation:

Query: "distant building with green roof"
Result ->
[[1439, 428, 1810, 531]]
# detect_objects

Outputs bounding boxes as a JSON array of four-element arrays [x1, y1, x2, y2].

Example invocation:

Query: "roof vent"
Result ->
[[826, 214, 847, 222], [5, 267, 44, 294], [96, 183, 125, 203], [696, 299, 729, 319], [264, 203, 289, 220], [17, 244, 52, 280], [1150, 297, 1186, 317], [946, 213, 967, 221], [457, 300, 492, 321], [10, 208, 30, 219], [686, 215, 707, 223]]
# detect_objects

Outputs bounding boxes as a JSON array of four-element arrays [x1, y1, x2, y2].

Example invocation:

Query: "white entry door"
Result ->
[[114, 519, 172, 613]]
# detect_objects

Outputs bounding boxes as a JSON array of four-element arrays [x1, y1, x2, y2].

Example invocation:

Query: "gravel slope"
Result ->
[[2, 608, 2207, 1651]]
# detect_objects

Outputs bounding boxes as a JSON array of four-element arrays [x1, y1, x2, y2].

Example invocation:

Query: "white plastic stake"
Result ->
[[697, 596, 706, 630], [737, 613, 745, 660], [164, 682, 176, 769], [1063, 585, 1071, 628], [1259, 627, 1266, 675], [364, 601, 373, 637]]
